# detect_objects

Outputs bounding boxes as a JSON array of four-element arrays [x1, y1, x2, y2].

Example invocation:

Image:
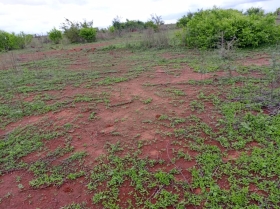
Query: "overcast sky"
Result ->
[[0, 0, 278, 34]]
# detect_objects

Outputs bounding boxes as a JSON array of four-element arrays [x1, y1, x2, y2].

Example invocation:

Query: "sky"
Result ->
[[0, 0, 279, 34]]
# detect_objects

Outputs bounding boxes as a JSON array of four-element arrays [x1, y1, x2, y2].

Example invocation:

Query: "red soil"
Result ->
[[0, 48, 272, 208]]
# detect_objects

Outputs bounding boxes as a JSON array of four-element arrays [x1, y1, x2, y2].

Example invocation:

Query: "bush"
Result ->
[[0, 30, 10, 51], [22, 33, 33, 47], [112, 16, 125, 36], [176, 12, 193, 28], [7, 33, 19, 49], [17, 32, 32, 49], [245, 7, 264, 16], [145, 21, 159, 31], [0, 31, 33, 51], [60, 19, 96, 43], [108, 26, 115, 33], [184, 7, 280, 49], [110, 17, 146, 36], [275, 7, 280, 15], [145, 14, 164, 32], [9, 32, 32, 49], [60, 19, 81, 43], [123, 19, 145, 32], [48, 28, 62, 44], [79, 27, 97, 42]]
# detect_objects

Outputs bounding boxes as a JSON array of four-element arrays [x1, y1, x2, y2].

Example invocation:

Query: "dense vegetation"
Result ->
[[59, 19, 97, 43], [177, 7, 280, 49], [0, 31, 32, 51], [110, 14, 164, 35], [48, 28, 63, 44], [2, 7, 280, 52]]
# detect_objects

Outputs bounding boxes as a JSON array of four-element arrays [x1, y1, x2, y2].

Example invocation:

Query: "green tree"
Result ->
[[79, 27, 97, 42], [245, 7, 264, 16], [48, 28, 62, 44]]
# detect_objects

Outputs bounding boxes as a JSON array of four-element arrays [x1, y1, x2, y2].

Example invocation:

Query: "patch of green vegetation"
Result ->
[[143, 98, 153, 104], [89, 111, 96, 120], [97, 77, 128, 85], [74, 95, 94, 102], [190, 100, 205, 112], [60, 202, 89, 209], [0, 91, 110, 127], [170, 117, 186, 127], [67, 171, 85, 180], [165, 88, 186, 96], [0, 123, 65, 174], [29, 151, 87, 188], [88, 144, 184, 209], [154, 171, 174, 185]]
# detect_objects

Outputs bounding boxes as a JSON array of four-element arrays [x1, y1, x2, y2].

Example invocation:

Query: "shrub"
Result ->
[[48, 28, 62, 44], [16, 32, 32, 49], [176, 12, 193, 28], [244, 7, 264, 16], [9, 32, 32, 49], [7, 33, 19, 49], [60, 19, 81, 43], [111, 17, 145, 34], [0, 30, 10, 51], [108, 26, 115, 33], [60, 19, 96, 43], [112, 16, 124, 36], [275, 7, 280, 15], [22, 33, 33, 47], [79, 27, 96, 42], [0, 31, 32, 51], [145, 21, 158, 31], [184, 7, 280, 49], [123, 19, 145, 32], [145, 14, 164, 32]]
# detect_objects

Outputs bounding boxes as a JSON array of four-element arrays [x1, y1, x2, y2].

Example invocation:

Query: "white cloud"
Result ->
[[0, 0, 278, 34], [0, 0, 48, 6]]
